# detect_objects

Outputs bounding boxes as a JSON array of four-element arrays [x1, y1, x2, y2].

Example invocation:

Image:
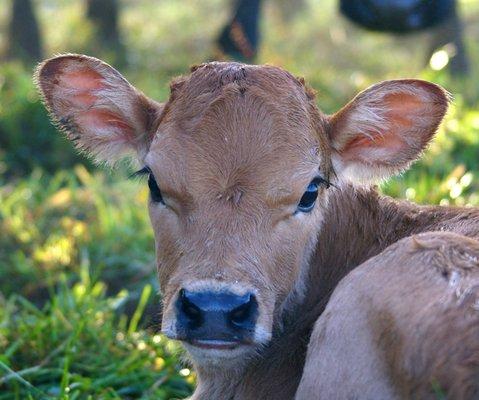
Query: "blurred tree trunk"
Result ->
[[86, 0, 126, 65], [427, 3, 469, 76], [6, 0, 43, 63]]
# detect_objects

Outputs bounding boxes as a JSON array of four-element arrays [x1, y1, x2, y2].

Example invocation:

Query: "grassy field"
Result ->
[[1, 0, 479, 398]]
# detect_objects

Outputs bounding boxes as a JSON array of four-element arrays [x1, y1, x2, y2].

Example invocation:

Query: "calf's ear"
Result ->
[[328, 79, 450, 183], [35, 54, 163, 164]]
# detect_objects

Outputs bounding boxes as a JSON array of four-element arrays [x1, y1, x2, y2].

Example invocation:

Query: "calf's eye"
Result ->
[[147, 172, 164, 204], [130, 166, 165, 205], [297, 182, 319, 213], [296, 176, 330, 213]]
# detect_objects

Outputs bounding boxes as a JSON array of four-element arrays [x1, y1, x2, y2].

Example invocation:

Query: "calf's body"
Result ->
[[35, 55, 479, 399], [297, 231, 479, 400]]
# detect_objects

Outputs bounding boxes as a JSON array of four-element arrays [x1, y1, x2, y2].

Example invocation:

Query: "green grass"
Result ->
[[1, 0, 479, 398], [0, 273, 194, 399], [0, 167, 195, 398]]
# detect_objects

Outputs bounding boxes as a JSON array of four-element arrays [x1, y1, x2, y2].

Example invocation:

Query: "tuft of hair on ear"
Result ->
[[169, 76, 187, 101], [295, 75, 317, 101], [190, 63, 206, 73]]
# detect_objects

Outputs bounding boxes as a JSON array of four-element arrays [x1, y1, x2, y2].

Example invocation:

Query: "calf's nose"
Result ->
[[176, 288, 258, 343]]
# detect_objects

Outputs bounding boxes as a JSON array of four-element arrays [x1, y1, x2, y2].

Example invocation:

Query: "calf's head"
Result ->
[[36, 55, 448, 366]]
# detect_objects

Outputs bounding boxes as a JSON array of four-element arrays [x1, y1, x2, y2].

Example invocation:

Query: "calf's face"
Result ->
[[36, 55, 448, 366], [145, 69, 332, 362]]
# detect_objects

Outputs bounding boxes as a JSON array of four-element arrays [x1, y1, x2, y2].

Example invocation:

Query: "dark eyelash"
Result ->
[[129, 166, 151, 180], [312, 176, 336, 189]]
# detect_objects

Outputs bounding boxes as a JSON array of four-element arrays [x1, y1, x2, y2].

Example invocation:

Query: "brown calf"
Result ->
[[35, 55, 479, 399]]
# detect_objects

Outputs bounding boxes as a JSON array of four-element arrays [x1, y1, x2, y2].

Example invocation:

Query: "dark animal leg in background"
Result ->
[[215, 0, 263, 62]]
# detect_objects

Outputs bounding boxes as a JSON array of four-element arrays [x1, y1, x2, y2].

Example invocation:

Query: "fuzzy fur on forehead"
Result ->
[[150, 62, 333, 195], [160, 62, 323, 140], [158, 61, 331, 172], [167, 62, 317, 107]]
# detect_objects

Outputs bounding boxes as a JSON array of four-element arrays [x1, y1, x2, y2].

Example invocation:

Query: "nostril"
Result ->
[[179, 289, 203, 324], [229, 294, 258, 328], [230, 303, 250, 326]]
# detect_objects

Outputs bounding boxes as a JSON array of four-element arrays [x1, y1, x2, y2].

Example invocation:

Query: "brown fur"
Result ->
[[34, 55, 479, 399], [296, 232, 479, 400]]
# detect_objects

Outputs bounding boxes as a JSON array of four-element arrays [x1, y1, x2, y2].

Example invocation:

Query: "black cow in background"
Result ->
[[215, 0, 469, 75]]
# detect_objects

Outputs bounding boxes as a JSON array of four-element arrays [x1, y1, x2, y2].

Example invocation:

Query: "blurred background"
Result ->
[[0, 0, 478, 398]]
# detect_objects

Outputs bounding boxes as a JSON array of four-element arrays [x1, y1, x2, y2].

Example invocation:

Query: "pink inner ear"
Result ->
[[342, 130, 405, 162], [341, 91, 429, 162], [56, 66, 134, 140], [384, 92, 424, 129], [56, 67, 107, 108], [72, 92, 97, 108], [60, 68, 105, 90], [78, 109, 135, 140], [384, 92, 423, 113]]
